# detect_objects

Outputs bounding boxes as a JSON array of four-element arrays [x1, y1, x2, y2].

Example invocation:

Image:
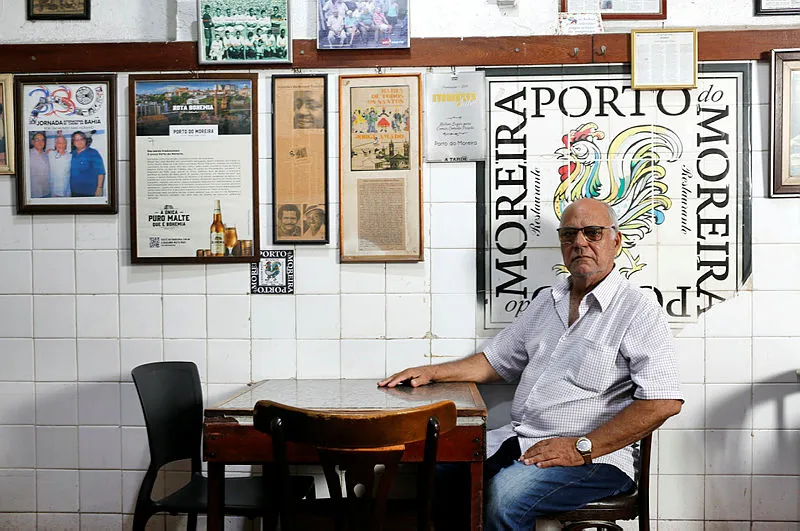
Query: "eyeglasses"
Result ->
[[557, 225, 614, 244]]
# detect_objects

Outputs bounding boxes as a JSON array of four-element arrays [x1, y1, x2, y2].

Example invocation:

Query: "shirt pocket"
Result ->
[[566, 338, 618, 394]]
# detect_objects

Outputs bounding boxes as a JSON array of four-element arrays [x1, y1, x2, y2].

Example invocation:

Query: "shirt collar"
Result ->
[[550, 268, 624, 312]]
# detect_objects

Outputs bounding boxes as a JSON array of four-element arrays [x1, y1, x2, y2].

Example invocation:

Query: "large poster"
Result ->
[[130, 74, 259, 263], [479, 64, 752, 333]]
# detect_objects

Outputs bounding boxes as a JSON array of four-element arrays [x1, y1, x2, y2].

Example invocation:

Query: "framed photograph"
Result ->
[[15, 75, 116, 214], [272, 75, 329, 244], [756, 0, 800, 15], [770, 49, 800, 196], [560, 0, 666, 19], [27, 0, 90, 20], [631, 28, 697, 90], [129, 74, 259, 263], [0, 75, 15, 175], [316, 0, 409, 50], [339, 74, 422, 262], [198, 0, 290, 64]]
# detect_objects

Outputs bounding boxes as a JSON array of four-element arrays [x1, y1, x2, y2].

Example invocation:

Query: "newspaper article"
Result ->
[[356, 178, 406, 251]]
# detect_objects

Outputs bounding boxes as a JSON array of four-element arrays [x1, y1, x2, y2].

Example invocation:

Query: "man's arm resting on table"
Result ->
[[521, 398, 682, 468], [378, 352, 502, 388]]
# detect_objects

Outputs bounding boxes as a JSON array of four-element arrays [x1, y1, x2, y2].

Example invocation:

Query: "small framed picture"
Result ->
[[15, 75, 116, 214], [560, 0, 666, 19], [631, 28, 697, 90], [27, 0, 90, 20], [756, 0, 800, 15], [198, 0, 291, 64], [0, 74, 15, 175], [770, 49, 800, 196], [316, 0, 409, 50]]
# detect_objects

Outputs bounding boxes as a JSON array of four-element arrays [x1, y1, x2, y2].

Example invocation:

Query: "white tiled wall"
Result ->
[[1, 62, 798, 530]]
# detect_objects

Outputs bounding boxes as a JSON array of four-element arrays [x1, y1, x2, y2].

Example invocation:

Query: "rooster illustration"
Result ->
[[263, 261, 281, 282], [553, 122, 682, 278]]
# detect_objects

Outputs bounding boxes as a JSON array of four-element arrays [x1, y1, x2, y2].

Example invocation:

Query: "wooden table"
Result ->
[[203, 379, 487, 530]]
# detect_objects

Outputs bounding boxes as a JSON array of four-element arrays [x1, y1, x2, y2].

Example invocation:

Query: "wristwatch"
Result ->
[[575, 437, 593, 465]]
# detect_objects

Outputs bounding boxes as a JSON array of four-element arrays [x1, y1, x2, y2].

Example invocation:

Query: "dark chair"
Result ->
[[552, 434, 653, 531], [253, 399, 458, 531], [130, 361, 315, 530]]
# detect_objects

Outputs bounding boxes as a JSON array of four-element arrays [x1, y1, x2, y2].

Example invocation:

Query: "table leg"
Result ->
[[469, 461, 483, 530], [207, 462, 225, 531]]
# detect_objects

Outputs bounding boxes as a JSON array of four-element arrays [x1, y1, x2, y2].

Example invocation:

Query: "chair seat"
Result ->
[[154, 473, 315, 516], [556, 487, 638, 522]]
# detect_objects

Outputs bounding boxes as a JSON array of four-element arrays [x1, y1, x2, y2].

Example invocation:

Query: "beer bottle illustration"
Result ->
[[210, 200, 225, 256]]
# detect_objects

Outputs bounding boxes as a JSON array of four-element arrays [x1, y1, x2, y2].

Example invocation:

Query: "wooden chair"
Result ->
[[253, 399, 458, 531], [551, 434, 653, 531], [130, 362, 315, 530]]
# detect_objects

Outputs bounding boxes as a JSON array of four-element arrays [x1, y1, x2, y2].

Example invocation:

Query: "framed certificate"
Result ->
[[561, 0, 666, 19], [339, 74, 423, 262], [631, 28, 698, 90], [129, 74, 259, 263]]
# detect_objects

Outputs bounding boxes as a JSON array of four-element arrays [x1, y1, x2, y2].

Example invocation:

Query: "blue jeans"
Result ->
[[485, 458, 634, 531]]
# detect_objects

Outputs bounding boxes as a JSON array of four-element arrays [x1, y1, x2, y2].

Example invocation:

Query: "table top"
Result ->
[[205, 379, 487, 424]]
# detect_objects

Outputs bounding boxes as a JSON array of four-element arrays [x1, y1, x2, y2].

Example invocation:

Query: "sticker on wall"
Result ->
[[478, 63, 753, 333], [250, 249, 295, 294]]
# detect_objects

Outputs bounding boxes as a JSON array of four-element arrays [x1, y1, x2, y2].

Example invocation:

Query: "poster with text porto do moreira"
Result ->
[[479, 63, 752, 334]]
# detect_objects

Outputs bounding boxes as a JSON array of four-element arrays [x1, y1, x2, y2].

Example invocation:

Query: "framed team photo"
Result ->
[[316, 0, 409, 50], [0, 74, 15, 175], [15, 75, 116, 214], [27, 0, 90, 20], [198, 0, 291, 64]]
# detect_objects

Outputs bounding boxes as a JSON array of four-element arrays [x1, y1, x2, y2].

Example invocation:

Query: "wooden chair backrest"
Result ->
[[253, 399, 458, 531]]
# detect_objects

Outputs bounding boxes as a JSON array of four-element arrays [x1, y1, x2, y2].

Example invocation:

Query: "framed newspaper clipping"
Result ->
[[15, 74, 116, 214], [0, 74, 15, 175], [198, 0, 291, 64], [129, 74, 259, 264], [339, 74, 422, 262], [756, 0, 800, 15], [272, 75, 329, 244], [560, 0, 666, 19]]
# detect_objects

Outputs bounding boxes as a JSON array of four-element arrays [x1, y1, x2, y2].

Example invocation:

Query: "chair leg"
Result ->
[[187, 512, 198, 531], [131, 507, 151, 531]]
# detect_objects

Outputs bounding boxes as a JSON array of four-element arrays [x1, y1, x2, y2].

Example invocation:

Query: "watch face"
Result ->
[[577, 438, 592, 453]]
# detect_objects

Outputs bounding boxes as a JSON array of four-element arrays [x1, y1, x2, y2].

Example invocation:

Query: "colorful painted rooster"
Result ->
[[553, 122, 682, 278]]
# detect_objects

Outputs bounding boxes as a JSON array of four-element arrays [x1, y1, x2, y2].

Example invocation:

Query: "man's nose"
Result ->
[[572, 229, 590, 245]]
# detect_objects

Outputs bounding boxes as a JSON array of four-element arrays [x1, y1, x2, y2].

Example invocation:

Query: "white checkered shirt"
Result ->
[[484, 271, 683, 480]]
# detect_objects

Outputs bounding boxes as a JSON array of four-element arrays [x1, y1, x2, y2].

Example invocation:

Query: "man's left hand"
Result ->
[[520, 437, 583, 468]]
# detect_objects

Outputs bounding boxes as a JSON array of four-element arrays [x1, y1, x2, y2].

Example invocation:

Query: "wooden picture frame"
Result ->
[[756, 0, 800, 15], [631, 28, 697, 90], [198, 0, 291, 65], [770, 49, 800, 196], [129, 74, 260, 263], [560, 0, 666, 19], [0, 74, 15, 175], [339, 74, 422, 262], [316, 0, 409, 50], [15, 74, 116, 214], [272, 75, 329, 244], [27, 0, 90, 20]]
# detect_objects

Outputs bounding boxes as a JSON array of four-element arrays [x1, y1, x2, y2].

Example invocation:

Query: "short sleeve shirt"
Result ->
[[483, 271, 683, 480]]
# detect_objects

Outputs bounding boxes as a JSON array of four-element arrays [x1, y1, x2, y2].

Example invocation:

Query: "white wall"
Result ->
[[1, 1, 799, 530]]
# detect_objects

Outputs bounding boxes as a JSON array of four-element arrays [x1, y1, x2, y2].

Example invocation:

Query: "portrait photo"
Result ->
[[15, 75, 117, 214], [316, 0, 409, 50], [198, 0, 291, 64], [27, 0, 90, 20]]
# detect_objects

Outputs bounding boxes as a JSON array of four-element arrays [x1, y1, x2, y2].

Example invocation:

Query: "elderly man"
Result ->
[[380, 197, 683, 530]]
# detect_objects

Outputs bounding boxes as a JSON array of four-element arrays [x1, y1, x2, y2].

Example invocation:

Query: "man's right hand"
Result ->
[[378, 366, 436, 388]]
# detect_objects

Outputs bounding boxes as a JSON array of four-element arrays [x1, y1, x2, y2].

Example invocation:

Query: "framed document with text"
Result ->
[[631, 28, 697, 90], [129, 74, 259, 263], [272, 75, 329, 244], [339, 74, 422, 262], [561, 0, 666, 19], [15, 74, 116, 214], [756, 0, 800, 15]]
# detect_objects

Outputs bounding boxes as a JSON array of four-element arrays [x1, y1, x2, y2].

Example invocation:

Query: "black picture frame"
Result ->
[[15, 74, 117, 214], [27, 0, 90, 20], [756, 0, 800, 15]]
